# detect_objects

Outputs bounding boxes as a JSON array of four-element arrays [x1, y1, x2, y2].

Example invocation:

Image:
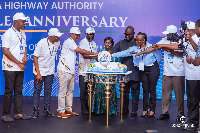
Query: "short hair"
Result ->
[[196, 19, 200, 27], [104, 37, 114, 46], [137, 32, 147, 43]]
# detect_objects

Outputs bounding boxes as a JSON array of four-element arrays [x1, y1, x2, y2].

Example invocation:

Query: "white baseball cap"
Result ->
[[186, 21, 196, 29], [162, 25, 177, 34], [48, 28, 63, 37], [86, 27, 95, 34], [13, 12, 29, 21], [70, 27, 81, 34]]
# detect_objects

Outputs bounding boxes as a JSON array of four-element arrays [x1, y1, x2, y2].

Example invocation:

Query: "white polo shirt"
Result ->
[[2, 26, 27, 71], [57, 37, 78, 74], [157, 37, 184, 76], [183, 34, 200, 80], [33, 38, 59, 76], [78, 37, 97, 75]]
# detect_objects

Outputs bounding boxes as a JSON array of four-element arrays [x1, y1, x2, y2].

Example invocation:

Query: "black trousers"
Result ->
[[139, 62, 160, 112], [79, 75, 88, 111], [123, 80, 140, 112], [2, 70, 24, 116], [186, 80, 200, 126]]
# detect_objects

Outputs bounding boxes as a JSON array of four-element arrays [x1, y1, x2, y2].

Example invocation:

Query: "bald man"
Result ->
[[109, 26, 140, 117]]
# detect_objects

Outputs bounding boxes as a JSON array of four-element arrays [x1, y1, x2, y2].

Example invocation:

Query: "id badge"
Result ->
[[167, 54, 174, 63], [19, 45, 24, 54], [139, 62, 144, 71]]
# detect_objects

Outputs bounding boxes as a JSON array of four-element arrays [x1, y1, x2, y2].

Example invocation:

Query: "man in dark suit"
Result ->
[[109, 26, 140, 117]]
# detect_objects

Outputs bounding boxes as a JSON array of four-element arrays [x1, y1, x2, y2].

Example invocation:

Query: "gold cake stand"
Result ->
[[82, 71, 132, 126]]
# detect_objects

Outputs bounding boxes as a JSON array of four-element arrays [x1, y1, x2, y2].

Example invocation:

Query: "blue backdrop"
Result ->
[[1, 0, 200, 100]]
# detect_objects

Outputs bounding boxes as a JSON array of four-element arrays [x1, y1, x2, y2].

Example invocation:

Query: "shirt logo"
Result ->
[[61, 58, 70, 70]]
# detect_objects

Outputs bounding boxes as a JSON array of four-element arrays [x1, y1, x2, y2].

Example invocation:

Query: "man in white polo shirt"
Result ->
[[32, 28, 63, 118], [1, 12, 30, 122], [78, 27, 97, 114], [57, 27, 98, 118], [163, 21, 200, 130], [156, 25, 185, 121]]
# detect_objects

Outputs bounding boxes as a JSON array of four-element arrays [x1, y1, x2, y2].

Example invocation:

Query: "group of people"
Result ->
[[1, 12, 200, 131]]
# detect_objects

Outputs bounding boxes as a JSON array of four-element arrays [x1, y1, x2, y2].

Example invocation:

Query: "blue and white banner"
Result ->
[[1, 0, 200, 99]]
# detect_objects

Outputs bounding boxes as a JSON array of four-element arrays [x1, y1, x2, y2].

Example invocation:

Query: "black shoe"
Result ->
[[130, 111, 137, 117], [32, 107, 39, 118], [157, 113, 170, 120], [43, 110, 55, 117], [82, 110, 89, 115], [15, 114, 31, 120], [123, 109, 129, 115], [148, 111, 155, 118]]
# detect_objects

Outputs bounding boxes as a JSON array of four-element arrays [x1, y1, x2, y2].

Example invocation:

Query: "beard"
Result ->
[[86, 36, 94, 42]]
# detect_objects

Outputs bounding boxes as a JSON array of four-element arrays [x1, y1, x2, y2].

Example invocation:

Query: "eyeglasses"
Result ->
[[104, 42, 112, 45], [124, 32, 134, 36]]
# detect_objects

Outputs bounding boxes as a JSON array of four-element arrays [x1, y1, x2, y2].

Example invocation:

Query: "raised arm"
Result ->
[[186, 30, 198, 51], [74, 47, 98, 56], [81, 54, 98, 59], [112, 47, 133, 58], [131, 44, 157, 57], [157, 43, 184, 57], [157, 43, 180, 50]]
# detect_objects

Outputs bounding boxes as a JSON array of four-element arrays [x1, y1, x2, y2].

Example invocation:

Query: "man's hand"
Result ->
[[94, 53, 98, 56], [35, 73, 42, 83], [186, 56, 193, 64], [134, 52, 142, 57], [130, 51, 136, 54], [22, 57, 28, 64], [152, 44, 157, 48], [17, 62, 26, 70], [156, 44, 163, 49]]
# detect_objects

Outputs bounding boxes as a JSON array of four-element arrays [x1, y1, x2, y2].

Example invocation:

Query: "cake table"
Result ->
[[82, 71, 132, 126]]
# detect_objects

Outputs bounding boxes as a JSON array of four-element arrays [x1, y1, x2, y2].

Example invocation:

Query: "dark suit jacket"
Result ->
[[110, 39, 140, 81]]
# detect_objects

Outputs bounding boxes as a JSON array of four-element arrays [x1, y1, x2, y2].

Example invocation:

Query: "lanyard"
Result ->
[[12, 27, 22, 45], [89, 42, 93, 52], [47, 38, 55, 56]]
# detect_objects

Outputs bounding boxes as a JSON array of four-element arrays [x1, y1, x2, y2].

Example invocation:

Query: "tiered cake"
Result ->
[[87, 51, 127, 72]]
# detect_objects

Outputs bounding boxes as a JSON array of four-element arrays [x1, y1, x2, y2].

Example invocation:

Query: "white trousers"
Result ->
[[57, 70, 75, 113]]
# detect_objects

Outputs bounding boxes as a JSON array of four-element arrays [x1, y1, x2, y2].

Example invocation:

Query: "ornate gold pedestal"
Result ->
[[83, 71, 132, 126]]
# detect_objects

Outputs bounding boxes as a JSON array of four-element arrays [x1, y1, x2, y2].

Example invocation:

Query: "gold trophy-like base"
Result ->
[[84, 72, 131, 126]]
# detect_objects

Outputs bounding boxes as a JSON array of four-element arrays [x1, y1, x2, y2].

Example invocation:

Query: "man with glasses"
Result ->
[[32, 28, 63, 118], [108, 26, 140, 117], [57, 27, 98, 118], [78, 27, 97, 114]]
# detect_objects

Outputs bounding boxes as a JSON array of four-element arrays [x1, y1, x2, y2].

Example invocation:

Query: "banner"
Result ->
[[0, 0, 200, 99]]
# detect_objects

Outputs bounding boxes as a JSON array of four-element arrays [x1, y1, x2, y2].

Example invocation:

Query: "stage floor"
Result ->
[[0, 96, 196, 133]]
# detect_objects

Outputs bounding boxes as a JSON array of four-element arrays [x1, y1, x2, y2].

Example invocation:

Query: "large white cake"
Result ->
[[87, 51, 127, 72]]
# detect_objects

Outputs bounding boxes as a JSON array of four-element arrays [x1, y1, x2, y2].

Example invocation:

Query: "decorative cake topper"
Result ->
[[98, 51, 111, 67]]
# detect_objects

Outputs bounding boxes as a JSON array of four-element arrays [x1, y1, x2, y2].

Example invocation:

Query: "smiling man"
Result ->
[[1, 12, 30, 122], [57, 27, 98, 118], [32, 28, 63, 118], [78, 27, 97, 114], [108, 26, 140, 117]]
